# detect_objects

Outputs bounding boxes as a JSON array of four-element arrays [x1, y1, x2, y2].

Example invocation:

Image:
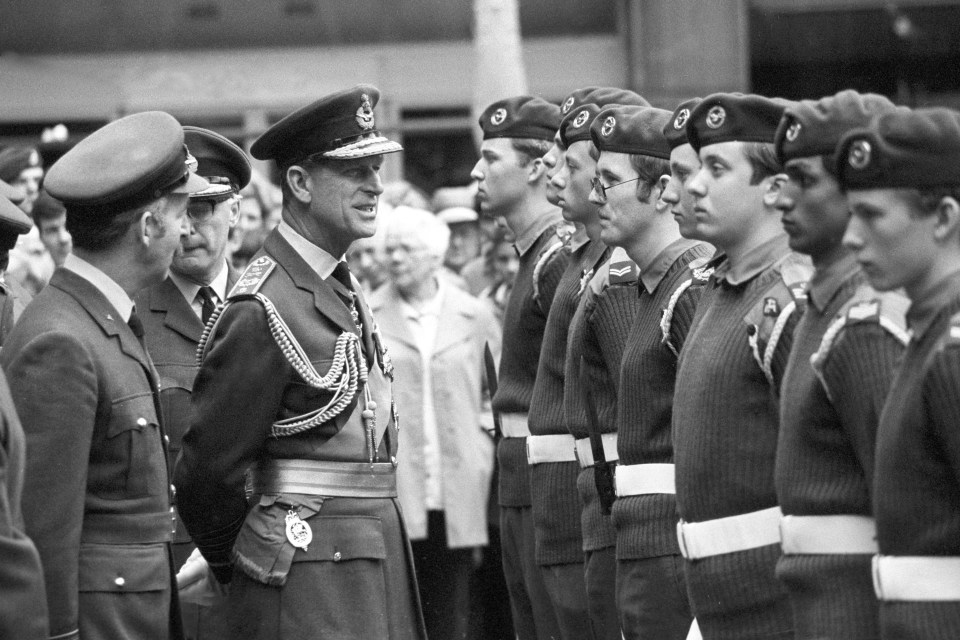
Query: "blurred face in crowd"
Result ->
[[471, 138, 531, 218], [775, 156, 848, 262], [37, 212, 72, 268], [553, 140, 597, 224], [346, 235, 388, 290], [173, 193, 239, 284], [445, 221, 482, 272], [542, 132, 564, 208], [237, 196, 264, 235], [662, 143, 703, 240], [491, 240, 519, 285], [590, 151, 647, 248], [14, 166, 44, 215], [385, 228, 443, 294]]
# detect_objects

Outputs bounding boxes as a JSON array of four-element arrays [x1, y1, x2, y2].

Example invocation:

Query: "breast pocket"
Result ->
[[92, 393, 165, 500]]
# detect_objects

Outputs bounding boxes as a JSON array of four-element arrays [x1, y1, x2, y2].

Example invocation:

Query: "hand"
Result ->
[[176, 548, 230, 606]]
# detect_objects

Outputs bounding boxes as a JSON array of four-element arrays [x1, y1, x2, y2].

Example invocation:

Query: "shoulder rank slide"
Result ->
[[608, 247, 640, 286], [228, 255, 277, 298]]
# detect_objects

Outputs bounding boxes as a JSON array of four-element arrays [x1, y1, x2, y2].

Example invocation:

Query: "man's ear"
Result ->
[[286, 165, 314, 205], [932, 196, 960, 243], [527, 157, 546, 183], [654, 174, 671, 212], [138, 209, 158, 247], [762, 173, 787, 208], [228, 197, 242, 228]]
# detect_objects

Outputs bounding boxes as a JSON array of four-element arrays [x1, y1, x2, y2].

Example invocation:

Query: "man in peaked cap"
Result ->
[[771, 90, 908, 640], [134, 126, 250, 640], [586, 105, 712, 640], [470, 94, 567, 640], [838, 107, 960, 638], [174, 85, 426, 640], [671, 93, 813, 639], [0, 110, 208, 640]]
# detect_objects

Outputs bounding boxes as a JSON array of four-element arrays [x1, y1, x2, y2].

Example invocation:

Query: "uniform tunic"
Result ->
[[673, 234, 810, 639], [775, 253, 906, 640], [874, 270, 960, 639]]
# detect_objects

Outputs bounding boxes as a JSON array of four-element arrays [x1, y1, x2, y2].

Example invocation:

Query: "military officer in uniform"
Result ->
[[174, 85, 426, 640], [1, 111, 208, 640]]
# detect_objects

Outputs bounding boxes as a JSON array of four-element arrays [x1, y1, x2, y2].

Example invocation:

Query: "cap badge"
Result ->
[[600, 116, 616, 137], [573, 109, 590, 129], [785, 121, 802, 142], [562, 96, 576, 114], [848, 139, 872, 170], [490, 108, 507, 126], [184, 146, 199, 173], [356, 94, 376, 131], [706, 106, 726, 129], [673, 108, 690, 130], [28, 150, 41, 167]]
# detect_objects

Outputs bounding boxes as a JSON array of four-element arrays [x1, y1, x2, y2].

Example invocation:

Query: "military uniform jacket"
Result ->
[[1, 268, 179, 640]]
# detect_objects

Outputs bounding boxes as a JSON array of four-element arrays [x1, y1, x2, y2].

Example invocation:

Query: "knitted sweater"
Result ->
[[609, 239, 712, 561], [673, 233, 812, 639], [493, 214, 570, 507], [527, 238, 608, 565], [775, 253, 907, 640], [874, 270, 960, 639]]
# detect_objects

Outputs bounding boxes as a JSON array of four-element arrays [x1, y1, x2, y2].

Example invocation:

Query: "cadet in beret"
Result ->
[[662, 98, 708, 241], [771, 90, 908, 640], [174, 85, 426, 640], [470, 94, 566, 640], [0, 146, 44, 215], [0, 180, 36, 344], [133, 126, 250, 639], [0, 110, 209, 640], [672, 94, 813, 638], [838, 107, 960, 639]]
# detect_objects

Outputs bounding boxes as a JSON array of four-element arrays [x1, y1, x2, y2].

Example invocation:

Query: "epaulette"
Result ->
[[532, 240, 566, 310], [227, 255, 277, 299], [811, 284, 909, 401], [660, 256, 712, 356], [743, 253, 813, 387]]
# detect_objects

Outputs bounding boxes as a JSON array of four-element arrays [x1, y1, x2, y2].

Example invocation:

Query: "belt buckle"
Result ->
[[574, 442, 584, 466], [871, 554, 884, 599], [676, 520, 690, 559]]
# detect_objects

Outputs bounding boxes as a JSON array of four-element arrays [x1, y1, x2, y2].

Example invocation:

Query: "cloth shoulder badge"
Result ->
[[228, 255, 277, 298], [688, 256, 714, 283], [356, 94, 375, 130], [608, 247, 639, 286]]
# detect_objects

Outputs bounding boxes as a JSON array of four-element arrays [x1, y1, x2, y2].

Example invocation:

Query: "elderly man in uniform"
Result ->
[[1, 111, 208, 640], [839, 107, 960, 639], [174, 85, 426, 640], [470, 94, 567, 640], [134, 126, 249, 640]]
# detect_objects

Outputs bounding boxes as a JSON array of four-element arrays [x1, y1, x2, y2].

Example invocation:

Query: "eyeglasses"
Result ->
[[590, 176, 641, 201], [186, 194, 241, 223]]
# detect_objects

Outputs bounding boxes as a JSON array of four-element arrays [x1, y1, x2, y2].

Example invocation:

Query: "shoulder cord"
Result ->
[[761, 300, 797, 387], [660, 279, 695, 358], [532, 241, 565, 310]]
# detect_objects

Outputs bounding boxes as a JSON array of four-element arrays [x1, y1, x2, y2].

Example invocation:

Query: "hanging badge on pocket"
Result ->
[[285, 510, 313, 552]]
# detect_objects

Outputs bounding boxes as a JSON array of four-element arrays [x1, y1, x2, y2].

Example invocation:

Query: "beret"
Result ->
[[479, 96, 560, 142], [437, 206, 479, 225], [44, 111, 209, 213], [686, 93, 787, 151], [251, 84, 402, 165], [0, 147, 41, 183], [775, 90, 899, 163], [837, 107, 960, 190], [559, 90, 651, 148], [663, 98, 702, 150], [183, 126, 252, 198], [590, 106, 672, 159], [0, 193, 33, 236], [0, 179, 24, 205], [559, 86, 650, 118]]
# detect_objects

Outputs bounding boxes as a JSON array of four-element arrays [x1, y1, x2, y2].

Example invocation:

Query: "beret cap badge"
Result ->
[[490, 108, 508, 126], [706, 106, 726, 129], [785, 121, 802, 142], [562, 96, 576, 114], [573, 110, 590, 129], [848, 139, 872, 170], [600, 116, 616, 137], [356, 94, 375, 131], [673, 109, 690, 131]]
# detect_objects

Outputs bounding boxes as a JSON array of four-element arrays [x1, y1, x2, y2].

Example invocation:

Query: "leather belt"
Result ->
[[526, 434, 576, 465], [780, 514, 878, 555], [873, 555, 960, 601], [82, 510, 176, 544], [574, 434, 618, 468], [615, 463, 675, 496], [677, 506, 782, 560], [500, 413, 531, 438], [252, 459, 397, 498]]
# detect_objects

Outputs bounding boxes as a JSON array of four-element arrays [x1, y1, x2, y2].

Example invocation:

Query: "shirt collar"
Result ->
[[639, 238, 702, 294], [806, 251, 860, 313], [513, 210, 563, 257], [906, 269, 960, 339], [63, 253, 134, 322], [277, 220, 340, 280], [712, 233, 791, 287], [169, 260, 229, 306]]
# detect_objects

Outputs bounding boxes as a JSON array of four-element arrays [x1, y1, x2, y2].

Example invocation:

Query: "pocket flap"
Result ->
[[107, 393, 158, 438], [78, 543, 170, 592], [292, 515, 386, 563]]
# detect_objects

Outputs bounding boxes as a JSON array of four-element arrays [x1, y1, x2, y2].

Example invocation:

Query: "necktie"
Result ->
[[197, 286, 217, 324], [128, 306, 146, 348]]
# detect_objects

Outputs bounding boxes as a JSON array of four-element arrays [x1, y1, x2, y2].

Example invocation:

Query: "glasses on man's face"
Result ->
[[186, 194, 241, 223], [590, 176, 641, 202]]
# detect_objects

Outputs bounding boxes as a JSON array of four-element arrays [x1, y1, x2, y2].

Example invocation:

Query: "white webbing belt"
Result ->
[[677, 506, 782, 560], [779, 514, 878, 555], [574, 434, 618, 468], [614, 463, 675, 496], [526, 434, 577, 465], [500, 413, 531, 438], [873, 555, 960, 601]]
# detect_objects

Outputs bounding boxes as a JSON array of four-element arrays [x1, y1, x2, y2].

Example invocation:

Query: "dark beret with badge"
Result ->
[[559, 88, 651, 148], [0, 147, 42, 184], [686, 93, 788, 151], [479, 96, 560, 142], [251, 84, 402, 166], [590, 105, 673, 159], [663, 98, 702, 150], [560, 103, 606, 149], [559, 86, 650, 120], [837, 107, 960, 190], [44, 111, 209, 215], [183, 126, 252, 199], [775, 89, 900, 164]]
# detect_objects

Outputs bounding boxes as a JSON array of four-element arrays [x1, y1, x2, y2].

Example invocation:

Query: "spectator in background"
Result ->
[[32, 190, 72, 268], [0, 147, 44, 216], [228, 168, 279, 270], [370, 206, 500, 640], [382, 179, 431, 210], [345, 201, 393, 294], [478, 225, 518, 325], [437, 206, 488, 294], [7, 225, 54, 295]]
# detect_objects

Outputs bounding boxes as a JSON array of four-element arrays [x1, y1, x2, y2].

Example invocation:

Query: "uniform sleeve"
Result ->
[[669, 282, 707, 356], [819, 324, 905, 481], [174, 300, 291, 583], [586, 285, 639, 396], [923, 345, 960, 485], [3, 332, 98, 639], [770, 307, 802, 394], [536, 246, 571, 317]]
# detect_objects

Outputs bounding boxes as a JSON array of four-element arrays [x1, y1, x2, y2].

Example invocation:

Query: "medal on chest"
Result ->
[[285, 510, 313, 552]]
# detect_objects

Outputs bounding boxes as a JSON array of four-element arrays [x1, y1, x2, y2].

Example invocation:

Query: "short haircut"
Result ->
[[742, 141, 783, 186], [385, 206, 450, 259], [913, 187, 960, 217], [66, 198, 157, 251], [511, 138, 552, 167], [32, 189, 66, 225], [630, 154, 671, 203]]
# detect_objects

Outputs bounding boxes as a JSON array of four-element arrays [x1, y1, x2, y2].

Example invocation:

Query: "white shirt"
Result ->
[[277, 220, 339, 280], [169, 261, 229, 320], [63, 253, 134, 322]]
